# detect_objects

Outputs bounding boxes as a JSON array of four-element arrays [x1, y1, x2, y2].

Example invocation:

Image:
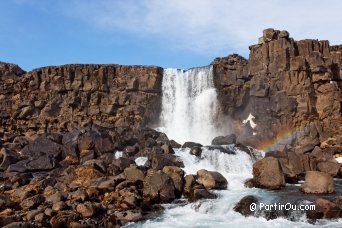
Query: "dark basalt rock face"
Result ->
[[0, 28, 341, 226], [212, 28, 341, 155], [0, 63, 163, 139]]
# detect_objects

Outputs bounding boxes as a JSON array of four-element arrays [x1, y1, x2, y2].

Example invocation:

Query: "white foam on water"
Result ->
[[158, 66, 222, 145], [146, 65, 341, 228], [130, 147, 341, 228]]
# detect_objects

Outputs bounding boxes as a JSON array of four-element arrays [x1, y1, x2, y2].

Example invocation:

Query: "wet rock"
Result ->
[[244, 178, 255, 188], [162, 166, 184, 197], [161, 143, 174, 154], [192, 187, 216, 201], [181, 142, 203, 149], [234, 195, 258, 216], [196, 169, 228, 190], [143, 171, 175, 203], [206, 145, 235, 154], [306, 198, 341, 220], [170, 140, 181, 148], [211, 134, 236, 145], [184, 174, 196, 196], [300, 171, 335, 194], [190, 146, 202, 157], [252, 157, 285, 189]]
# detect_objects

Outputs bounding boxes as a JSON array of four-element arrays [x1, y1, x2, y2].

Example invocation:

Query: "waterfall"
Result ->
[[158, 66, 220, 145]]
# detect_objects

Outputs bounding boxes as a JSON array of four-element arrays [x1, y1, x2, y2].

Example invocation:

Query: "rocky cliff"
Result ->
[[0, 63, 162, 141], [212, 28, 341, 154], [0, 29, 341, 226], [1, 29, 341, 155]]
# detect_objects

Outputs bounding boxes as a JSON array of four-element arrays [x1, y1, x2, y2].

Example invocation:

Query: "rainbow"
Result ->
[[256, 127, 302, 153]]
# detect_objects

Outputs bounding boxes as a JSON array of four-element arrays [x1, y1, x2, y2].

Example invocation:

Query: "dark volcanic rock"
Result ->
[[300, 171, 335, 194], [190, 146, 202, 157], [212, 28, 342, 155], [196, 169, 228, 190], [181, 142, 203, 149], [0, 28, 341, 226], [211, 134, 236, 145], [143, 170, 175, 204], [306, 198, 342, 220], [234, 195, 258, 216], [252, 157, 285, 189]]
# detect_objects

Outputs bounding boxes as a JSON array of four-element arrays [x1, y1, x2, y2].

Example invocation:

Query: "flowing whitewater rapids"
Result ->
[[134, 66, 342, 228]]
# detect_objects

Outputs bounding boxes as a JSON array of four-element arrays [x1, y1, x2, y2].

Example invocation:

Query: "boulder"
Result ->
[[191, 187, 216, 201], [123, 165, 145, 182], [234, 195, 258, 216], [3, 222, 34, 228], [263, 28, 278, 41], [143, 171, 175, 203], [162, 166, 184, 197], [161, 143, 174, 154], [76, 202, 97, 218], [278, 158, 298, 183], [306, 198, 341, 220], [279, 30, 289, 38], [170, 140, 181, 148], [252, 157, 285, 189], [0, 148, 20, 171], [196, 169, 228, 189], [151, 153, 176, 170], [20, 136, 64, 160], [211, 134, 236, 145], [183, 175, 196, 196], [71, 165, 104, 185], [190, 146, 202, 157], [317, 161, 341, 177], [20, 194, 45, 209], [300, 171, 335, 194], [181, 142, 203, 149], [115, 210, 142, 223]]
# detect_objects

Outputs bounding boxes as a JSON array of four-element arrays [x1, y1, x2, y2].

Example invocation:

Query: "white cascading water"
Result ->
[[158, 66, 221, 145], [133, 147, 341, 228], [140, 66, 341, 228]]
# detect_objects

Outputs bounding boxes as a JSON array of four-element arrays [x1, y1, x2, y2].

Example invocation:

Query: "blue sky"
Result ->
[[1, 0, 341, 71]]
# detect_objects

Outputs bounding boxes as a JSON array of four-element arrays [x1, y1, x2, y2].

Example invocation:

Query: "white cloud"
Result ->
[[66, 0, 342, 54]]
